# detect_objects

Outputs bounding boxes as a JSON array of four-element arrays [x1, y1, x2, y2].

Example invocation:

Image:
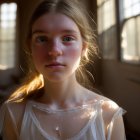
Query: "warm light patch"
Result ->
[[107, 100, 118, 110]]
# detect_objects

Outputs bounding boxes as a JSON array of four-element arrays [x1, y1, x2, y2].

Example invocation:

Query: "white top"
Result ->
[[0, 100, 125, 140]]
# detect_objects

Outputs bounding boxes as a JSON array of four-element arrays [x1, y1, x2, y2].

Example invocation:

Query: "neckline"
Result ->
[[28, 99, 100, 113], [28, 100, 99, 140]]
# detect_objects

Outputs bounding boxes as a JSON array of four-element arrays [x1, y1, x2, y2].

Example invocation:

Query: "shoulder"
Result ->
[[5, 100, 27, 111], [1, 100, 27, 134], [2, 100, 27, 120], [95, 96, 126, 139], [85, 90, 119, 112], [85, 90, 120, 124], [99, 95, 119, 114], [0, 101, 27, 139], [100, 97, 120, 125]]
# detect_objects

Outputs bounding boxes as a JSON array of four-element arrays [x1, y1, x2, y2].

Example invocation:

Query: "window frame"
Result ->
[[0, 2, 18, 70], [118, 0, 140, 64], [0, 1, 19, 89], [97, 0, 118, 59], [97, 0, 140, 64]]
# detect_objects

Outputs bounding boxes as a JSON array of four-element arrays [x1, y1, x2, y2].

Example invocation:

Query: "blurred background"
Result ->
[[0, 0, 140, 139]]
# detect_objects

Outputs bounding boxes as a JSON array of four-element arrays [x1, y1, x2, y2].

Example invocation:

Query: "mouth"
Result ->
[[45, 62, 65, 68]]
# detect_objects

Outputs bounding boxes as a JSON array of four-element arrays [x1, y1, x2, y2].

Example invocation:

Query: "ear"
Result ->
[[82, 41, 87, 57]]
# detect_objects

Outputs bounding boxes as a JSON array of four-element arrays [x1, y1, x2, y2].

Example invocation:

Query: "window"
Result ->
[[97, 0, 116, 34], [97, 0, 140, 63], [97, 0, 117, 59], [121, 16, 140, 62], [123, 0, 140, 19], [0, 3, 17, 70], [120, 0, 140, 63]]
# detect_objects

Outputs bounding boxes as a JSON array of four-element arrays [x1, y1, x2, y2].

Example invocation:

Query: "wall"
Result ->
[[101, 60, 140, 139]]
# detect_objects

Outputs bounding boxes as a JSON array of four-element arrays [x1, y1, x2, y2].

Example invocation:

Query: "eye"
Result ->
[[36, 36, 48, 43], [32, 34, 48, 45], [62, 36, 75, 42]]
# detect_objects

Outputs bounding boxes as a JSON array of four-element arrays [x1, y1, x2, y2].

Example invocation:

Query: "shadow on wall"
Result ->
[[100, 60, 140, 140]]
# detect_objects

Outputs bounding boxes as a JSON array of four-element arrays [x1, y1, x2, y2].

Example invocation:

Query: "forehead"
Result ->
[[32, 13, 80, 34]]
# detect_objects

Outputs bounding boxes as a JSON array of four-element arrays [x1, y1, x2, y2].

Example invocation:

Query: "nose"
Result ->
[[48, 40, 63, 57]]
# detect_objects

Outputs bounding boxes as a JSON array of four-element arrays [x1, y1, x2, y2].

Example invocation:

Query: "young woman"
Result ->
[[0, 0, 126, 139]]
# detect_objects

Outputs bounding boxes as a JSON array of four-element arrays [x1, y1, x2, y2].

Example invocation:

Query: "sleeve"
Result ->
[[106, 107, 126, 140], [0, 102, 19, 140]]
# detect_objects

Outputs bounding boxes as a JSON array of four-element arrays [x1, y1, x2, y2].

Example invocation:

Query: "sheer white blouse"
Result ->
[[0, 100, 126, 140]]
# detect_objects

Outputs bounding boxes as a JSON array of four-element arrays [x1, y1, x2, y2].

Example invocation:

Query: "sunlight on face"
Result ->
[[31, 13, 85, 82]]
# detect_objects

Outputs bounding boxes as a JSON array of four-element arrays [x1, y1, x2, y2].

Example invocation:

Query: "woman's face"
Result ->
[[31, 13, 86, 82]]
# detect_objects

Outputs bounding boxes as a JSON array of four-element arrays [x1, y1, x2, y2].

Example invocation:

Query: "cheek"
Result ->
[[65, 47, 82, 64], [31, 47, 48, 64], [66, 48, 82, 72], [66, 46, 82, 58]]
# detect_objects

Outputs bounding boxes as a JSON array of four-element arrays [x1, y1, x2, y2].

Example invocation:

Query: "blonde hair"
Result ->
[[9, 0, 98, 102]]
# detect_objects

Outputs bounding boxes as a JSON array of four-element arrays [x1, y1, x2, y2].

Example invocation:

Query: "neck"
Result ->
[[40, 75, 84, 107]]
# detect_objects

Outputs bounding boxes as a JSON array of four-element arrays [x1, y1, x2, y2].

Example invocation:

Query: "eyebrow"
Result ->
[[32, 29, 79, 36]]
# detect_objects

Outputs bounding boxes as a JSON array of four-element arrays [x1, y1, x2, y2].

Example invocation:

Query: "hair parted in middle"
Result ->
[[9, 0, 98, 102]]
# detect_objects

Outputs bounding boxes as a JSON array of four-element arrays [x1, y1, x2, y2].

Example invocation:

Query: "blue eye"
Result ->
[[63, 36, 74, 42]]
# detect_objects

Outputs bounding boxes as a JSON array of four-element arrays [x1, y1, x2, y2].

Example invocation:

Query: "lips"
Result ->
[[45, 62, 65, 68]]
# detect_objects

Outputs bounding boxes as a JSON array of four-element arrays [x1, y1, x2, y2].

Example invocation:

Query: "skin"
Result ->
[[31, 13, 88, 107], [31, 13, 85, 82], [2, 12, 126, 140]]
